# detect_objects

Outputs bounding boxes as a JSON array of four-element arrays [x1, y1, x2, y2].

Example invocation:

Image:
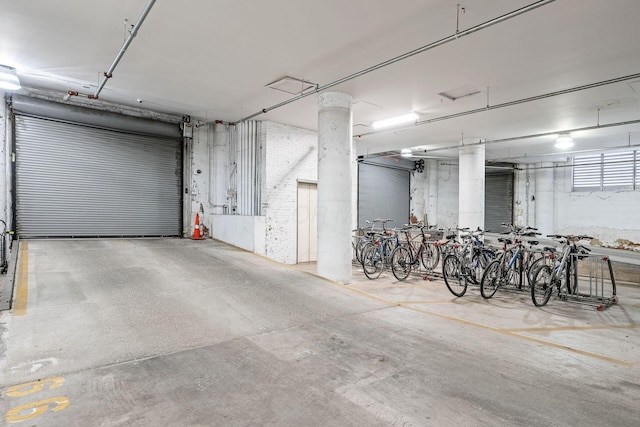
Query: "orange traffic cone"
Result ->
[[192, 213, 205, 240]]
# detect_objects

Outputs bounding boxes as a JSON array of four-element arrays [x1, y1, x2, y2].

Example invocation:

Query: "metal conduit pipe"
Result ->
[[236, 0, 556, 123], [490, 142, 640, 164], [356, 71, 640, 139], [520, 157, 640, 170], [423, 117, 640, 154], [93, 0, 157, 99]]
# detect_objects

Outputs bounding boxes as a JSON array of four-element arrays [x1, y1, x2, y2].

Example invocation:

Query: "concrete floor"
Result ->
[[1, 238, 639, 426]]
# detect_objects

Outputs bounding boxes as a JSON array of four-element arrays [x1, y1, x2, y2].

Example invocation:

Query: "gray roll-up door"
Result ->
[[485, 171, 514, 232], [358, 162, 410, 228], [15, 115, 182, 238]]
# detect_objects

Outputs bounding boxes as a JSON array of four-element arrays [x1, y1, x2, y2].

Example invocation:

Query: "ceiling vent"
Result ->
[[438, 84, 481, 101], [266, 76, 316, 95]]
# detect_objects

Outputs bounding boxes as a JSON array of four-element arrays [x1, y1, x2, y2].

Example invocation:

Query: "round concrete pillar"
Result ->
[[317, 92, 353, 284], [535, 162, 555, 235], [459, 143, 485, 231]]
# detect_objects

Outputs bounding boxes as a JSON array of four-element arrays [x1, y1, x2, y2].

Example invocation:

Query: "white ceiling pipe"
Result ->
[[356, 72, 640, 139], [92, 0, 157, 99], [237, 0, 557, 123]]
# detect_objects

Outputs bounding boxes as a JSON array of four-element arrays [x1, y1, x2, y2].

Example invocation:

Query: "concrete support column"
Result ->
[[317, 92, 352, 284], [426, 159, 439, 227], [535, 162, 554, 235], [458, 144, 485, 231]]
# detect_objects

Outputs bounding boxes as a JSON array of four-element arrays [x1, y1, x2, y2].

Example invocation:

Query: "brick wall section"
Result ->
[[263, 121, 317, 264]]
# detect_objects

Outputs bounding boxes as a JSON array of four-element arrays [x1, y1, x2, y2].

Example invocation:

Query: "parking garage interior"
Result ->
[[1, 1, 640, 425]]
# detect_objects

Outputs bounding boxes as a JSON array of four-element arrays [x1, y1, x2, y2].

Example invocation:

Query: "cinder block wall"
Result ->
[[263, 121, 317, 264]]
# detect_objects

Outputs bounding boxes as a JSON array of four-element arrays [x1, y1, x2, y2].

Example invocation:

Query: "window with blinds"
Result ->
[[572, 151, 638, 191]]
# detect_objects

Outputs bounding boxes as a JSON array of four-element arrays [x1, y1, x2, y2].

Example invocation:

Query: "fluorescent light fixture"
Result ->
[[371, 112, 418, 129], [401, 148, 412, 158], [555, 133, 574, 149], [0, 65, 21, 91]]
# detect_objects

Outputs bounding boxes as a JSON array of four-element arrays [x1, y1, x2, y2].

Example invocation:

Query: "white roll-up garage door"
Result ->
[[15, 115, 182, 238]]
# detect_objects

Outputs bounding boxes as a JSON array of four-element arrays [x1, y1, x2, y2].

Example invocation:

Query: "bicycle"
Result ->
[[360, 222, 399, 279], [390, 225, 440, 281], [480, 225, 541, 299], [530, 235, 592, 307], [442, 228, 496, 297]]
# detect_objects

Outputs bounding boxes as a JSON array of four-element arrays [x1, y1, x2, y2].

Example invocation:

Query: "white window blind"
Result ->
[[573, 151, 638, 191]]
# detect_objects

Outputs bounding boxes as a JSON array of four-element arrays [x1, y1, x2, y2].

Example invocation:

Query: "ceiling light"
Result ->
[[0, 65, 21, 91], [401, 148, 412, 158], [371, 112, 418, 129], [555, 133, 574, 149]]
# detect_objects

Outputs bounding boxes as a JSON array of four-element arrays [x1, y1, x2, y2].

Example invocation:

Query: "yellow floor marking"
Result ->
[[507, 324, 640, 333], [399, 304, 633, 368], [398, 299, 485, 305], [265, 252, 633, 367], [13, 241, 29, 316], [506, 332, 633, 367]]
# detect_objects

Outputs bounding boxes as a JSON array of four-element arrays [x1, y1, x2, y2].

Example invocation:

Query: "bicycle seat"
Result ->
[[543, 246, 556, 252], [527, 240, 539, 246]]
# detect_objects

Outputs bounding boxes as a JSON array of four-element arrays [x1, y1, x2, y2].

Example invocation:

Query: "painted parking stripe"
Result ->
[[13, 241, 29, 316]]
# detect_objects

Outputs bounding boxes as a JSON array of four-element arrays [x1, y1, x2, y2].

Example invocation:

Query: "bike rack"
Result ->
[[558, 253, 618, 311]]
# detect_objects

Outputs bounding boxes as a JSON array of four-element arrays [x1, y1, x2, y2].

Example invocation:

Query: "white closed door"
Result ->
[[297, 182, 317, 263]]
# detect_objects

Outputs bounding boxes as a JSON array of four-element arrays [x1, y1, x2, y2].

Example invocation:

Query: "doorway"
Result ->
[[297, 182, 317, 263]]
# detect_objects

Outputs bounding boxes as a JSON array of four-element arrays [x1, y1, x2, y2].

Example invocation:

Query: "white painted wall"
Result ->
[[409, 159, 459, 230], [410, 170, 426, 224], [263, 121, 318, 264], [513, 161, 640, 249], [193, 120, 319, 264], [189, 124, 212, 234], [434, 160, 459, 230], [513, 165, 535, 227], [209, 214, 266, 255]]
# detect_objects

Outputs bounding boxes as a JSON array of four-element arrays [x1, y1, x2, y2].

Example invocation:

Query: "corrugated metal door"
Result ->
[[358, 163, 410, 228], [15, 115, 182, 237], [484, 172, 514, 232]]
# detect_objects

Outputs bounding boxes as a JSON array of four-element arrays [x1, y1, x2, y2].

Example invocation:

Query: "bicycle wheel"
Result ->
[[470, 249, 496, 284], [480, 260, 502, 299], [442, 254, 467, 297], [391, 245, 412, 281], [383, 238, 397, 268], [531, 265, 553, 307], [526, 254, 547, 286], [355, 237, 372, 264], [420, 242, 440, 270], [361, 245, 383, 279]]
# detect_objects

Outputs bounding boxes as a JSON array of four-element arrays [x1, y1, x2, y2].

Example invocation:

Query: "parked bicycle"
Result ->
[[480, 224, 542, 299], [390, 225, 440, 281], [442, 228, 496, 297], [360, 221, 399, 279], [530, 235, 592, 307]]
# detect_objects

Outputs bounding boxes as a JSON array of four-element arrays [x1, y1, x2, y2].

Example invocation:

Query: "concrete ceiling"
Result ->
[[3, 0, 640, 163]]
